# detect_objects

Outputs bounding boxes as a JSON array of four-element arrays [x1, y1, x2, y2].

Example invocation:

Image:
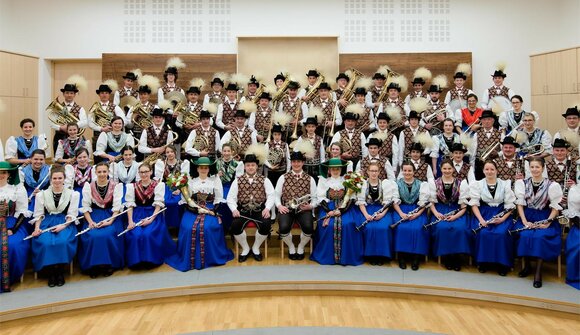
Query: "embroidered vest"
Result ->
[[385, 99, 407, 125], [334, 89, 345, 100], [339, 129, 362, 159], [161, 84, 183, 95], [453, 163, 471, 182], [375, 132, 394, 161], [254, 108, 273, 138], [146, 126, 169, 148], [371, 87, 382, 103], [495, 158, 519, 183], [414, 162, 429, 182], [117, 88, 138, 99], [546, 160, 576, 185], [222, 99, 238, 127], [360, 156, 388, 180], [281, 96, 302, 120], [407, 91, 428, 100], [237, 174, 266, 206], [195, 126, 217, 155], [403, 127, 426, 158], [450, 87, 470, 101], [280, 172, 311, 206], [488, 86, 510, 99], [311, 97, 335, 123], [302, 135, 322, 165], [476, 128, 501, 158], [357, 105, 373, 131], [231, 128, 253, 155]]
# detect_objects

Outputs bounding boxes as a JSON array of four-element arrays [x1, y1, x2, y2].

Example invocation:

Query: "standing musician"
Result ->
[[365, 67, 387, 110], [355, 137, 395, 181], [126, 76, 159, 147], [399, 142, 435, 183], [216, 82, 241, 136], [264, 124, 290, 186], [184, 108, 220, 159], [444, 63, 474, 111], [422, 79, 452, 134], [544, 138, 577, 208], [30, 165, 80, 287], [50, 78, 88, 153], [203, 74, 226, 106], [94, 116, 135, 164], [333, 72, 350, 108], [138, 108, 175, 158], [278, 81, 308, 139], [5, 118, 48, 166], [404, 67, 431, 108], [154, 145, 190, 229], [430, 119, 460, 178], [311, 158, 363, 266], [469, 160, 516, 276], [520, 112, 552, 158], [176, 79, 206, 145], [428, 159, 471, 271], [310, 82, 342, 141], [157, 57, 185, 105], [113, 70, 139, 106], [331, 108, 366, 168], [249, 93, 274, 142], [481, 65, 515, 110], [565, 182, 580, 288], [78, 162, 125, 278], [352, 86, 376, 135], [219, 108, 257, 157], [296, 115, 325, 179], [89, 82, 126, 147], [382, 78, 410, 136], [392, 161, 430, 270], [514, 157, 563, 288], [274, 72, 286, 89], [0, 163, 30, 293], [472, 109, 503, 180], [495, 136, 525, 184], [499, 95, 526, 134], [357, 161, 397, 265], [240, 75, 260, 103], [275, 149, 317, 260], [54, 123, 91, 165], [450, 143, 476, 184], [226, 147, 275, 262], [299, 69, 321, 102], [166, 157, 233, 271], [367, 111, 399, 168], [454, 93, 483, 134], [398, 111, 430, 167]]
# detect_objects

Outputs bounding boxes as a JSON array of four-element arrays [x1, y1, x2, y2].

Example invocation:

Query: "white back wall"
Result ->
[[0, 0, 579, 135]]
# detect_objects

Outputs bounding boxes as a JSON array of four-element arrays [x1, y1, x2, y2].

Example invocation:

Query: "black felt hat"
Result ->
[[60, 84, 78, 93], [306, 70, 320, 77], [336, 73, 350, 82], [96, 84, 112, 94], [562, 106, 579, 118], [122, 72, 138, 81]]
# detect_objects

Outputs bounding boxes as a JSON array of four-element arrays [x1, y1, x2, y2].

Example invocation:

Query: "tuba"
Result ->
[[340, 68, 364, 109], [272, 74, 290, 108], [131, 103, 153, 129], [376, 69, 401, 103], [251, 84, 267, 104], [46, 97, 85, 135], [89, 101, 113, 128]]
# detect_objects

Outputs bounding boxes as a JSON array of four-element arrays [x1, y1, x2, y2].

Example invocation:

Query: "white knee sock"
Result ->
[[282, 234, 295, 254], [297, 232, 311, 254], [234, 231, 250, 256], [252, 232, 268, 254]]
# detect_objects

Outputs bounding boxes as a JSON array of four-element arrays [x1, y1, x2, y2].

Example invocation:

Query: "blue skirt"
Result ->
[[25, 186, 37, 215], [473, 205, 514, 267], [78, 208, 125, 271], [430, 203, 472, 256], [311, 202, 364, 266], [392, 203, 430, 255], [31, 213, 78, 271], [124, 206, 176, 267], [514, 208, 561, 261], [164, 185, 183, 229], [4, 217, 30, 288], [219, 182, 233, 234], [358, 203, 393, 258], [166, 206, 233, 271], [566, 225, 579, 287]]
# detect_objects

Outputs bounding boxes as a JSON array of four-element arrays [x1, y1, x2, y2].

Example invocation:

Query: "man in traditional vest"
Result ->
[[219, 109, 257, 158], [366, 70, 386, 110], [298, 116, 325, 178], [241, 75, 259, 103], [333, 72, 350, 109], [249, 92, 273, 142], [494, 136, 524, 185], [216, 82, 240, 136], [422, 83, 452, 134], [176, 82, 205, 143], [279, 81, 308, 140], [311, 82, 342, 143], [444, 63, 474, 112], [355, 137, 395, 180], [299, 69, 320, 102], [113, 70, 139, 106], [184, 109, 220, 159], [450, 143, 475, 184], [404, 67, 430, 109], [203, 75, 225, 106], [398, 142, 434, 183], [554, 106, 580, 161], [331, 109, 367, 168], [90, 82, 126, 150], [472, 109, 503, 179], [481, 65, 515, 110], [138, 108, 174, 157], [544, 138, 577, 208], [227, 150, 275, 262], [275, 149, 317, 260], [50, 80, 88, 154], [398, 111, 429, 167]]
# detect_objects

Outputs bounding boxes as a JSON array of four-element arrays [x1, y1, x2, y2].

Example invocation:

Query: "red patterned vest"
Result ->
[[280, 172, 311, 206], [334, 89, 345, 100], [222, 99, 238, 127], [146, 125, 169, 148], [161, 84, 183, 96], [237, 174, 267, 208], [475, 128, 501, 159], [311, 97, 336, 123], [414, 161, 429, 182], [371, 87, 382, 103], [546, 160, 576, 185], [268, 141, 288, 172], [453, 162, 471, 182], [339, 129, 362, 159], [449, 87, 470, 101], [231, 127, 253, 155], [360, 156, 388, 180], [195, 126, 218, 156], [302, 135, 322, 165], [402, 127, 426, 158], [488, 86, 510, 99], [117, 88, 138, 99], [254, 107, 273, 138], [356, 104, 373, 132]]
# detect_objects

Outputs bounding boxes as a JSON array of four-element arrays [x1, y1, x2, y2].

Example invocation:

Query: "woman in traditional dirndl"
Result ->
[[154, 145, 189, 229]]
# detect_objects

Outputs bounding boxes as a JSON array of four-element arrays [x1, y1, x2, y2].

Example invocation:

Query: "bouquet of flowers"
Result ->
[[165, 171, 189, 191], [340, 172, 365, 208]]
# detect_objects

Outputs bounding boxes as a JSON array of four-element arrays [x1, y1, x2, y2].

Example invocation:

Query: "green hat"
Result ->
[[319, 158, 348, 178], [0, 161, 20, 185], [191, 157, 217, 177]]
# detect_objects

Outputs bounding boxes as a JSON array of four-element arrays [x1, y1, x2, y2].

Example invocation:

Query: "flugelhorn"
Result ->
[[519, 143, 544, 158], [287, 194, 312, 210], [89, 101, 113, 128]]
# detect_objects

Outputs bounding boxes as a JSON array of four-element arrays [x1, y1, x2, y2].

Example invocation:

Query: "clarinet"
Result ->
[[423, 207, 463, 229], [562, 159, 571, 208], [390, 202, 431, 229], [355, 201, 393, 231], [508, 215, 566, 235], [472, 208, 513, 234]]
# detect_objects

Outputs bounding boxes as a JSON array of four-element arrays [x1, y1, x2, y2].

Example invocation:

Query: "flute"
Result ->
[[390, 202, 431, 229], [75, 208, 131, 237], [27, 173, 50, 202], [117, 207, 167, 237], [423, 207, 464, 229], [355, 201, 393, 231], [23, 215, 84, 240], [471, 208, 513, 234], [508, 215, 566, 235]]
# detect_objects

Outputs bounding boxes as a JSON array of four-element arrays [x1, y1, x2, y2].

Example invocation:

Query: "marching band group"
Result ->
[[0, 57, 579, 294]]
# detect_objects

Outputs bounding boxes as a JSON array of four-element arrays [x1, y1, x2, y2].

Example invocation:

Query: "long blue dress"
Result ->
[[166, 177, 233, 271], [78, 182, 125, 271], [566, 224, 579, 288], [311, 177, 364, 266], [392, 179, 430, 256], [21, 164, 50, 215], [356, 180, 394, 259]]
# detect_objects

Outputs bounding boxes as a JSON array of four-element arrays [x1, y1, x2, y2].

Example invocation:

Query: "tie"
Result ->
[[558, 162, 565, 166]]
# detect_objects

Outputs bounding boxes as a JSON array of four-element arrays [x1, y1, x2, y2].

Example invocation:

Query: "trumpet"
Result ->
[[508, 215, 568, 235], [46, 97, 85, 135], [287, 195, 312, 211], [423, 108, 448, 126], [142, 128, 179, 166], [89, 101, 113, 128]]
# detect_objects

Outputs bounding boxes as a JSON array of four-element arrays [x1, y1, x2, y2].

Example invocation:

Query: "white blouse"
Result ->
[[392, 180, 430, 207], [33, 188, 80, 224], [55, 138, 92, 161], [428, 179, 470, 205], [125, 181, 165, 208], [514, 179, 563, 211], [469, 179, 516, 208], [180, 176, 223, 205], [154, 159, 190, 181], [93, 131, 135, 156], [316, 176, 344, 205], [355, 179, 397, 206], [565, 184, 580, 218], [80, 182, 124, 214], [0, 183, 31, 218], [64, 164, 97, 189], [5, 135, 48, 159], [113, 161, 141, 184]]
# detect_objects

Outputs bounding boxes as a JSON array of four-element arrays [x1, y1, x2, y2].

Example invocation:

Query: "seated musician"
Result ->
[[184, 107, 220, 159], [454, 93, 482, 134], [5, 118, 48, 166], [138, 108, 175, 158], [54, 123, 92, 165], [94, 116, 135, 163], [355, 138, 395, 181]]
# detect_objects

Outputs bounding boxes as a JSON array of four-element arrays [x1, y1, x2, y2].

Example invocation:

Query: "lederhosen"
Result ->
[[265, 141, 288, 186], [230, 127, 253, 156], [360, 156, 388, 180], [92, 103, 118, 150], [278, 172, 314, 236], [254, 107, 273, 139], [302, 135, 322, 179], [339, 129, 363, 168], [53, 102, 82, 154], [232, 174, 271, 235], [475, 128, 501, 180]]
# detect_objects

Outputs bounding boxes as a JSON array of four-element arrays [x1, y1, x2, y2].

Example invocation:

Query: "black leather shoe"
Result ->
[[398, 259, 407, 270], [498, 267, 508, 277], [48, 276, 56, 287], [477, 265, 487, 273], [296, 253, 305, 260], [453, 264, 461, 271], [56, 274, 65, 287], [103, 267, 114, 277], [518, 267, 531, 278], [288, 252, 297, 260], [445, 262, 453, 270], [411, 262, 419, 271], [253, 253, 263, 262], [533, 280, 543, 288], [238, 253, 248, 263]]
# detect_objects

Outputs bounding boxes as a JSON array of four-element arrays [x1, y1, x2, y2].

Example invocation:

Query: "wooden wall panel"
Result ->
[[339, 52, 472, 97], [102, 54, 237, 103]]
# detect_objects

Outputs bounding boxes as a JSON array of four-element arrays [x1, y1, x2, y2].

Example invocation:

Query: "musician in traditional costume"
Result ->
[[565, 183, 580, 289], [240, 75, 260, 103], [310, 82, 342, 141], [481, 64, 515, 110], [274, 72, 286, 89], [249, 93, 274, 142], [203, 74, 226, 106], [333, 72, 350, 108], [367, 111, 399, 168], [555, 107, 580, 161], [472, 109, 503, 180], [494, 136, 525, 184], [278, 81, 308, 137], [219, 109, 257, 157], [392, 160, 430, 270], [520, 112, 552, 158], [50, 77, 88, 153], [176, 79, 206, 143], [450, 143, 476, 184], [216, 82, 242, 136], [89, 82, 126, 146], [454, 93, 483, 134], [295, 115, 325, 178], [154, 145, 190, 229], [428, 159, 471, 271], [64, 148, 95, 202], [275, 149, 317, 260], [94, 116, 135, 163], [382, 77, 410, 136], [19, 149, 51, 209], [422, 77, 453, 135], [444, 63, 474, 113], [157, 57, 186, 105], [166, 157, 233, 271], [311, 158, 363, 266], [30, 166, 80, 287], [138, 108, 175, 158], [352, 86, 377, 135], [331, 108, 366, 168], [112, 146, 141, 187], [398, 142, 435, 183], [328, 143, 354, 173], [357, 161, 397, 265], [0, 163, 30, 292], [513, 157, 563, 288], [398, 111, 430, 167], [355, 138, 395, 180], [216, 142, 244, 233], [184, 107, 220, 159], [124, 163, 175, 269], [5, 118, 48, 166], [126, 76, 160, 146], [54, 123, 91, 165], [113, 70, 140, 106], [78, 162, 125, 278], [544, 138, 577, 208], [299, 69, 320, 102], [366, 67, 388, 109], [264, 124, 290, 186], [404, 67, 431, 109], [469, 160, 516, 276], [226, 146, 275, 262], [430, 118, 460, 177], [499, 95, 526, 134]]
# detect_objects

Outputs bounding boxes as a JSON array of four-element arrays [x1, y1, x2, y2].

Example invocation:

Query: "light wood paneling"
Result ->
[[531, 54, 547, 96], [577, 48, 580, 93], [0, 52, 12, 96], [560, 48, 578, 94], [546, 52, 562, 95]]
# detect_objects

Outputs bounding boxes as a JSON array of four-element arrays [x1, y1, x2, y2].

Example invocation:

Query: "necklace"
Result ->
[[532, 179, 543, 187]]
